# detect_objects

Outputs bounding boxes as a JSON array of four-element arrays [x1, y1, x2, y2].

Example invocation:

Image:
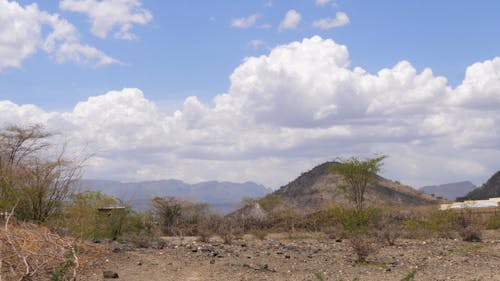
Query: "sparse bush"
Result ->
[[123, 231, 165, 249], [401, 208, 460, 239], [377, 221, 403, 246], [250, 229, 268, 240], [485, 211, 500, 229], [0, 124, 84, 223], [457, 210, 483, 242], [124, 232, 154, 248], [349, 234, 379, 262], [152, 197, 183, 235], [196, 214, 220, 243], [269, 208, 302, 232], [376, 211, 404, 246], [216, 217, 243, 245], [257, 194, 283, 212], [301, 210, 336, 232]]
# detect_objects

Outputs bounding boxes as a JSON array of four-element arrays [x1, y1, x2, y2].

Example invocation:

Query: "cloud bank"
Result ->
[[1, 36, 499, 188]]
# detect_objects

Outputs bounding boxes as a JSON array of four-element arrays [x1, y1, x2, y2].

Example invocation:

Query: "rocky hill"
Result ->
[[420, 181, 476, 201], [458, 171, 500, 201], [271, 162, 441, 211]]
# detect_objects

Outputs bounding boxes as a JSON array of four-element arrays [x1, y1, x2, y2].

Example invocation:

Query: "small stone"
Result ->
[[103, 270, 119, 279]]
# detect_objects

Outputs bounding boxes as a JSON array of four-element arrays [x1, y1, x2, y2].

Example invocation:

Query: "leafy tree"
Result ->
[[331, 155, 386, 213]]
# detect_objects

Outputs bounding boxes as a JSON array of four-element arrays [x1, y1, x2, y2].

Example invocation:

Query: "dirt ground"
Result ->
[[81, 231, 500, 281]]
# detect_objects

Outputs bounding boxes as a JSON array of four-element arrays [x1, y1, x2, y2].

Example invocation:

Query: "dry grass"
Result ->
[[0, 212, 105, 281]]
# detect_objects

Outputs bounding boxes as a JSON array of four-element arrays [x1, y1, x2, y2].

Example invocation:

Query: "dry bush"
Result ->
[[197, 224, 212, 243], [152, 197, 211, 237], [216, 217, 244, 245], [0, 124, 85, 223], [250, 229, 268, 240], [375, 211, 404, 246], [267, 208, 302, 233], [377, 222, 403, 246], [349, 234, 379, 263], [457, 210, 483, 242], [0, 212, 105, 280]]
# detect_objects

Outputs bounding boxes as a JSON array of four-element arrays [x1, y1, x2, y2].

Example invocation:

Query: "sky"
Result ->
[[1, 0, 499, 189]]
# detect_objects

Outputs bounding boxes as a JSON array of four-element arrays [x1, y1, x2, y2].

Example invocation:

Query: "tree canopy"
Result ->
[[330, 155, 386, 213]]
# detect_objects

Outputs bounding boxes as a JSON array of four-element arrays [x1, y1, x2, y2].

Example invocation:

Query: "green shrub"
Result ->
[[54, 191, 143, 240], [326, 205, 382, 236]]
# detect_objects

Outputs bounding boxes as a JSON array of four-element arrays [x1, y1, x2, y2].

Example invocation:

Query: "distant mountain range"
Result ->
[[269, 162, 442, 212], [458, 171, 500, 201], [77, 179, 271, 213], [420, 181, 476, 201]]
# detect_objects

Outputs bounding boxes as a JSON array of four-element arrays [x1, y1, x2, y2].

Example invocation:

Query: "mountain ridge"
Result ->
[[77, 179, 271, 213], [420, 181, 476, 201]]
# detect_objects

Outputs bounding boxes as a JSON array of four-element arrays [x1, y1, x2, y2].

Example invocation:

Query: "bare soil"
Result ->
[[81, 231, 500, 281]]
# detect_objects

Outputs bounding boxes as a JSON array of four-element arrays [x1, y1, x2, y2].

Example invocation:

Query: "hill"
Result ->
[[271, 161, 441, 211], [458, 171, 500, 201], [420, 181, 476, 201], [77, 179, 271, 213]]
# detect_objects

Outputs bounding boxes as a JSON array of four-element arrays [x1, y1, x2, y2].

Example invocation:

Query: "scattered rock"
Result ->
[[103, 270, 119, 279]]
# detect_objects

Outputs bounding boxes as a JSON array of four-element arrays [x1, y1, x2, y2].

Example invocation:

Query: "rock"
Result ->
[[103, 270, 119, 279]]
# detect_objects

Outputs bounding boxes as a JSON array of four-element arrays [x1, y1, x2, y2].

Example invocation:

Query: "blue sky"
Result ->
[[1, 0, 500, 188]]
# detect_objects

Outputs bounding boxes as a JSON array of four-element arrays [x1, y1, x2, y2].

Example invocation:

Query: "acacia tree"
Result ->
[[0, 124, 83, 222], [331, 155, 386, 213]]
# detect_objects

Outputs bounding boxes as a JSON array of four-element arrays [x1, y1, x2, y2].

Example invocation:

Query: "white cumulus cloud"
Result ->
[[231, 14, 260, 28], [315, 0, 330, 6], [279, 9, 301, 31], [59, 0, 153, 40], [0, 0, 117, 71], [313, 11, 350, 29], [249, 39, 265, 48]]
